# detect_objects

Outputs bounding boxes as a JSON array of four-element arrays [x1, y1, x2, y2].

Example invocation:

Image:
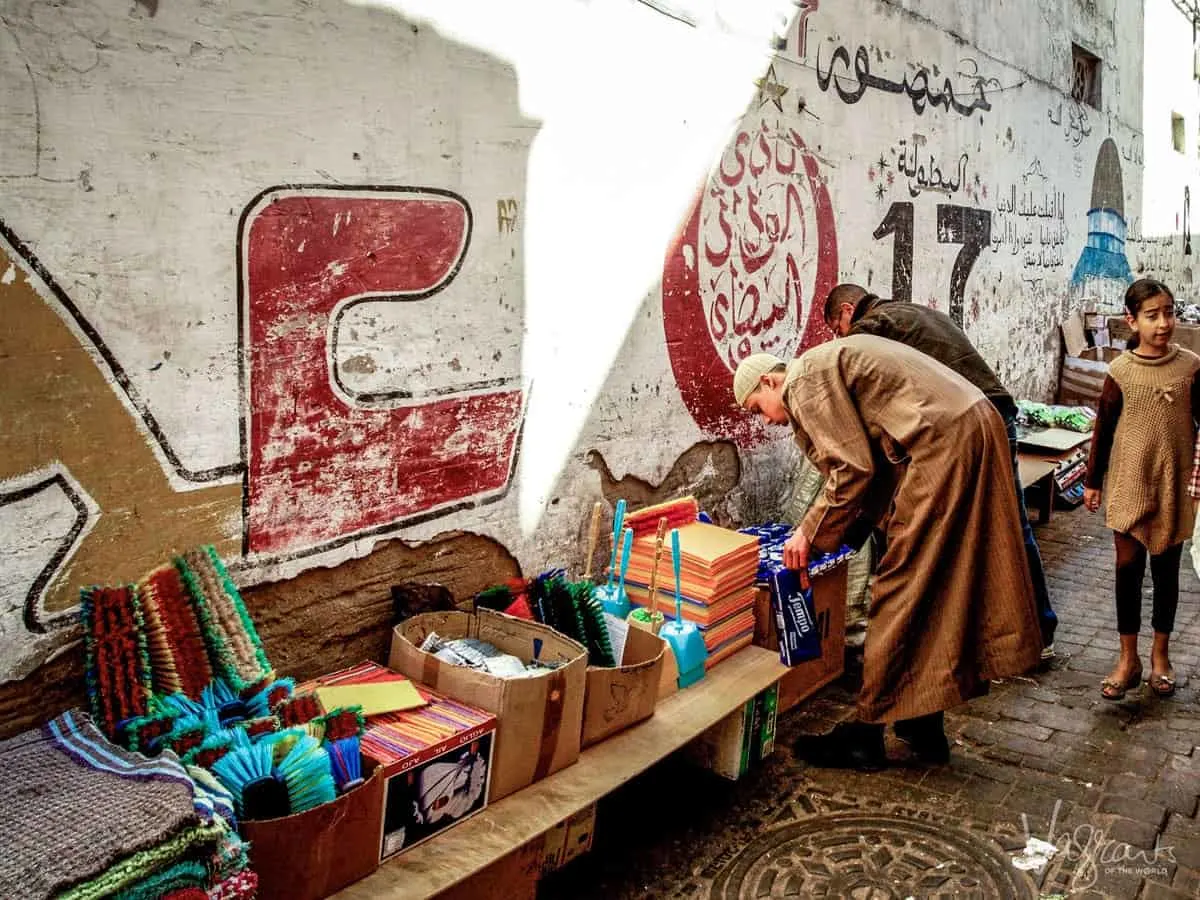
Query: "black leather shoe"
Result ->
[[894, 712, 950, 765], [792, 721, 887, 771]]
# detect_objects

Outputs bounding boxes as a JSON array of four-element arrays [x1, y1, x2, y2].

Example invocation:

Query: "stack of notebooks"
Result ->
[[620, 520, 760, 668]]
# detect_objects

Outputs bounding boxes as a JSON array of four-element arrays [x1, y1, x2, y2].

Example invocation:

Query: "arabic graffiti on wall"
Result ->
[[662, 120, 838, 443], [871, 202, 992, 326], [816, 43, 998, 118], [991, 164, 1070, 279], [241, 186, 524, 560], [868, 134, 984, 204], [1048, 99, 1093, 147]]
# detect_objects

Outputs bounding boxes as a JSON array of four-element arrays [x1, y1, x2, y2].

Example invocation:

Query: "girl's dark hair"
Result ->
[[1124, 278, 1175, 350]]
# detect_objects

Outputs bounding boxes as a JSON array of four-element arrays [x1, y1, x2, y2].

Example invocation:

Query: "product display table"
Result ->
[[1017, 455, 1058, 524], [332, 645, 787, 900]]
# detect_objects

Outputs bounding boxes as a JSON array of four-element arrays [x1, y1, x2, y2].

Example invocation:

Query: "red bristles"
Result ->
[[276, 692, 322, 728], [623, 497, 699, 538], [139, 565, 212, 699], [319, 707, 364, 743]]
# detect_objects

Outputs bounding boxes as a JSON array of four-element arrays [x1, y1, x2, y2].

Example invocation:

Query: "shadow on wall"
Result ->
[[0, 0, 533, 737]]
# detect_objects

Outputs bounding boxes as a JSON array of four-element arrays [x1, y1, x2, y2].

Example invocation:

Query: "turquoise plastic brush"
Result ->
[[599, 527, 633, 619], [210, 730, 289, 821], [605, 500, 625, 592], [659, 528, 707, 688]]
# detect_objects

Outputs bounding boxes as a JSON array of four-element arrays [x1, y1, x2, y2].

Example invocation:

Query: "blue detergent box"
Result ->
[[768, 568, 822, 667]]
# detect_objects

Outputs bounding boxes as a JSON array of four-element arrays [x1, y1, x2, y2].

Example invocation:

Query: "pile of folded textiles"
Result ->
[[53, 543, 377, 899], [78, 545, 367, 823], [0, 709, 255, 900]]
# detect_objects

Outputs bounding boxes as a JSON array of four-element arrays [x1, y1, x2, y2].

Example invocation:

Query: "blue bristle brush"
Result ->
[[319, 707, 366, 793], [210, 729, 289, 820], [203, 679, 247, 727], [276, 734, 337, 814]]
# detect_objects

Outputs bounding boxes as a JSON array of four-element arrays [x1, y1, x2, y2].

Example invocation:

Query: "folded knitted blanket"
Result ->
[[110, 859, 208, 900], [207, 870, 259, 900], [58, 822, 224, 900], [0, 710, 200, 900]]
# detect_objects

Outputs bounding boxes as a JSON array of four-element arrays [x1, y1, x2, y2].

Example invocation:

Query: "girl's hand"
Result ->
[[1084, 487, 1101, 512], [783, 529, 811, 589]]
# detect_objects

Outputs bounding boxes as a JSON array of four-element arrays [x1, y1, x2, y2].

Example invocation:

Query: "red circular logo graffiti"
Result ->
[[663, 120, 838, 444]]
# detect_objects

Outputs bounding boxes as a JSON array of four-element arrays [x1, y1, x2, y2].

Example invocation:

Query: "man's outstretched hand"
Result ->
[[783, 528, 811, 589]]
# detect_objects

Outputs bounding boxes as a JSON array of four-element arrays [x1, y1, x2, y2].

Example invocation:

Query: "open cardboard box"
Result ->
[[581, 624, 666, 748], [388, 608, 587, 802], [241, 758, 385, 900]]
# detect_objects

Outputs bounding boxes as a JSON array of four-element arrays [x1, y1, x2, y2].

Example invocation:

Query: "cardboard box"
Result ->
[[767, 568, 822, 666], [1058, 346, 1118, 407], [581, 624, 666, 748], [753, 565, 847, 714], [685, 683, 779, 780], [389, 608, 587, 802], [241, 759, 385, 900], [539, 803, 597, 874], [436, 841, 541, 900], [378, 727, 495, 860], [301, 661, 499, 861]]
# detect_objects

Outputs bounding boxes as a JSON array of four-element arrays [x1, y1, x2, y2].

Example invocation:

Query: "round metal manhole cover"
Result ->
[[709, 812, 1035, 900]]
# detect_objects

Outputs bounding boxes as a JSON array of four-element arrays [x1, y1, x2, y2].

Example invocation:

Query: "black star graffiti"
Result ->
[[877, 154, 889, 171], [755, 64, 788, 112], [875, 183, 886, 200]]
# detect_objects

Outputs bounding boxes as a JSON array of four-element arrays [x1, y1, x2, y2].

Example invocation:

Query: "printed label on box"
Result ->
[[769, 569, 822, 666], [381, 730, 495, 860]]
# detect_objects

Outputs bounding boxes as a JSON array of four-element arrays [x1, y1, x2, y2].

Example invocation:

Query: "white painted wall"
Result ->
[[0, 0, 1157, 683]]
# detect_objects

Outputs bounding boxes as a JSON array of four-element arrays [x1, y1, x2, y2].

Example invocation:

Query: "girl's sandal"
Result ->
[[1149, 672, 1176, 698], [1100, 664, 1143, 701]]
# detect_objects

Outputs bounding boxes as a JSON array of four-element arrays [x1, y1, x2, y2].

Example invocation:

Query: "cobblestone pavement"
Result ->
[[540, 505, 1200, 900]]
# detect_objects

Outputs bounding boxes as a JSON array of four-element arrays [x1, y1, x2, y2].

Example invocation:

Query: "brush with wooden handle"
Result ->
[[628, 517, 667, 634], [583, 501, 603, 581]]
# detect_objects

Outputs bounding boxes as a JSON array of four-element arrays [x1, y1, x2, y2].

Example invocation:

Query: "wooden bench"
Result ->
[[332, 645, 788, 900]]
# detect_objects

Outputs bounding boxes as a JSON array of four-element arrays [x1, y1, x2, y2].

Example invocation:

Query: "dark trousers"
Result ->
[[1005, 420, 1057, 646], [1113, 532, 1182, 635]]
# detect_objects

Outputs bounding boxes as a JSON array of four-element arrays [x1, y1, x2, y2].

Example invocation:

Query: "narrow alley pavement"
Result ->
[[541, 504, 1200, 900]]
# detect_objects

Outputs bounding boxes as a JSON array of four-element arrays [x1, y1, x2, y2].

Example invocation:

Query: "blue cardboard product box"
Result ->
[[768, 568, 822, 666]]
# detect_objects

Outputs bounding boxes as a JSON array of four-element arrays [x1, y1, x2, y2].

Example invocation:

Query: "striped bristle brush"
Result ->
[[571, 580, 617, 667], [138, 563, 212, 699], [276, 691, 322, 728], [176, 546, 272, 693], [211, 730, 290, 821], [275, 733, 337, 814], [163, 720, 209, 758], [318, 707, 366, 793], [80, 584, 154, 740], [546, 574, 587, 646], [182, 732, 234, 770], [242, 677, 294, 719], [119, 708, 178, 755], [240, 716, 280, 740]]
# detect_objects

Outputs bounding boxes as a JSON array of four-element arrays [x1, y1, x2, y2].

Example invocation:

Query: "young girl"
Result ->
[[1084, 278, 1200, 700]]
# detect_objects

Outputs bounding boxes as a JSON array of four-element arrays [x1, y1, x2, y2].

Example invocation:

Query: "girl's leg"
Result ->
[[1148, 543, 1182, 694], [1103, 533, 1146, 696]]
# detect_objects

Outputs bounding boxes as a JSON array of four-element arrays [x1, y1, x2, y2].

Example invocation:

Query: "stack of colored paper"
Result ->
[[620, 521, 760, 668], [306, 662, 496, 768]]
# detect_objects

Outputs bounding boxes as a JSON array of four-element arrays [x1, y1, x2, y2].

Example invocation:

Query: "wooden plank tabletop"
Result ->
[[1017, 455, 1058, 489], [332, 645, 787, 900]]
